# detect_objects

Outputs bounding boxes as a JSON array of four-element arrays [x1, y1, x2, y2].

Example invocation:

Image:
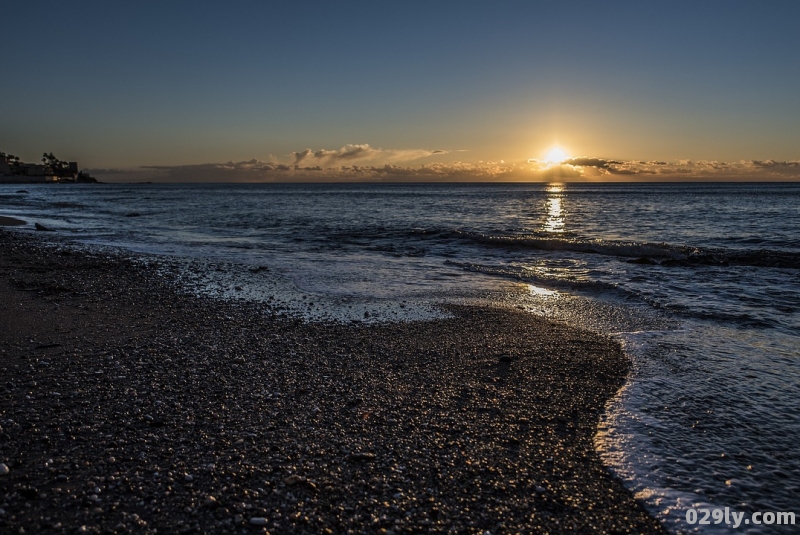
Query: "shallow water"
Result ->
[[2, 181, 798, 532]]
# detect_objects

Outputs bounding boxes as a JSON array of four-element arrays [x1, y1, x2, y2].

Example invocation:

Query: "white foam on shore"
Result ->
[[139, 256, 451, 324], [595, 330, 767, 535], [473, 283, 763, 534]]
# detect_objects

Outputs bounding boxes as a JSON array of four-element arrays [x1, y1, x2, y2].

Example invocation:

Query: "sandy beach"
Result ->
[[0, 229, 665, 534]]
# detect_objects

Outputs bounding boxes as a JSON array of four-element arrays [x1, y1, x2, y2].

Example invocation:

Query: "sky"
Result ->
[[2, 0, 800, 182]]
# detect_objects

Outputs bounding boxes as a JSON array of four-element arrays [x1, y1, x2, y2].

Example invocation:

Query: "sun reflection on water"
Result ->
[[544, 183, 565, 233]]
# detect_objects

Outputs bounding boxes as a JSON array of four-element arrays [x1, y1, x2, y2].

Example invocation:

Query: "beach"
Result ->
[[0, 228, 665, 534]]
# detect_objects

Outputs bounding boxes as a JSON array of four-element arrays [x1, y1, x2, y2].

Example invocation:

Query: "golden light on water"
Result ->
[[544, 183, 565, 233]]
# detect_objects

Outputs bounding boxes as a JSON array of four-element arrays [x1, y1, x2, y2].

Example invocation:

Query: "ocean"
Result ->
[[2, 181, 798, 533]]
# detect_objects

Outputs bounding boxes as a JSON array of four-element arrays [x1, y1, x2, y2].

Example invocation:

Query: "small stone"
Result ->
[[249, 517, 268, 526], [0, 463, 9, 475], [203, 496, 218, 508], [184, 474, 194, 482], [284, 475, 305, 486]]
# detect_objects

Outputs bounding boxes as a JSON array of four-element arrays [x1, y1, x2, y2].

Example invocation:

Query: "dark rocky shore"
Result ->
[[0, 229, 665, 534]]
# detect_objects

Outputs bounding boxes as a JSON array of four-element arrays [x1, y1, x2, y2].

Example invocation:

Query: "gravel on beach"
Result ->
[[0, 229, 665, 534]]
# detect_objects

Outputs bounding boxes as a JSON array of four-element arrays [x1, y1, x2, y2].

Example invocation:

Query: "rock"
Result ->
[[0, 463, 8, 475], [284, 475, 305, 486], [203, 496, 219, 508], [35, 223, 53, 232], [249, 517, 268, 526]]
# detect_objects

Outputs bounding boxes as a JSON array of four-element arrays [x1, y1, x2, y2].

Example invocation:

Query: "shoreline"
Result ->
[[0, 229, 665, 533]]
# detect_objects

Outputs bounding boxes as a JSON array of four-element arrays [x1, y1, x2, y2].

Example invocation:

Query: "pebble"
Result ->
[[283, 475, 305, 486], [0, 232, 667, 535], [0, 463, 8, 475]]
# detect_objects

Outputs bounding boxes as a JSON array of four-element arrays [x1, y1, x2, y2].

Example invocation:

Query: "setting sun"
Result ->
[[543, 145, 570, 164]]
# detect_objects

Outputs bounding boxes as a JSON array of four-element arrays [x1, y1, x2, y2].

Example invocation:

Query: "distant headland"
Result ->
[[0, 151, 97, 183]]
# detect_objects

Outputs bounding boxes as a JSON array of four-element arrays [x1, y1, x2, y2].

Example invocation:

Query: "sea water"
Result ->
[[2, 182, 798, 533]]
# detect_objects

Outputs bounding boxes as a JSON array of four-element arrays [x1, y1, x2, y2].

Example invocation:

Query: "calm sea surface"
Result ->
[[2, 182, 799, 533]]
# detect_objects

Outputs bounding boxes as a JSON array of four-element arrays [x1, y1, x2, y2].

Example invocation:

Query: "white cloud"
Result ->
[[290, 144, 454, 166]]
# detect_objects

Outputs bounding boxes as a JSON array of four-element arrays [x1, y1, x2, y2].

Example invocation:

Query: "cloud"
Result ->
[[87, 143, 800, 183], [133, 159, 297, 182], [290, 144, 453, 166], [562, 157, 621, 169], [557, 157, 800, 180], [751, 160, 800, 168], [108, 158, 552, 183], [290, 149, 313, 164]]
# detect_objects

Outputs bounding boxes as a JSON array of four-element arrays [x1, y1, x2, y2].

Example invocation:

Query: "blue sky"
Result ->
[[2, 1, 800, 181]]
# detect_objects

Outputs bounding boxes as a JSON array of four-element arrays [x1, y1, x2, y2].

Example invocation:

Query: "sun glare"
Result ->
[[543, 146, 569, 164]]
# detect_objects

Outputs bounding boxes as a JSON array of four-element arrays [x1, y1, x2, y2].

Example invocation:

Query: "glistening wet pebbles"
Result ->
[[0, 230, 665, 534]]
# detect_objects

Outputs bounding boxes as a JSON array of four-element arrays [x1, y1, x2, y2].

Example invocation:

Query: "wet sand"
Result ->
[[0, 229, 665, 534]]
